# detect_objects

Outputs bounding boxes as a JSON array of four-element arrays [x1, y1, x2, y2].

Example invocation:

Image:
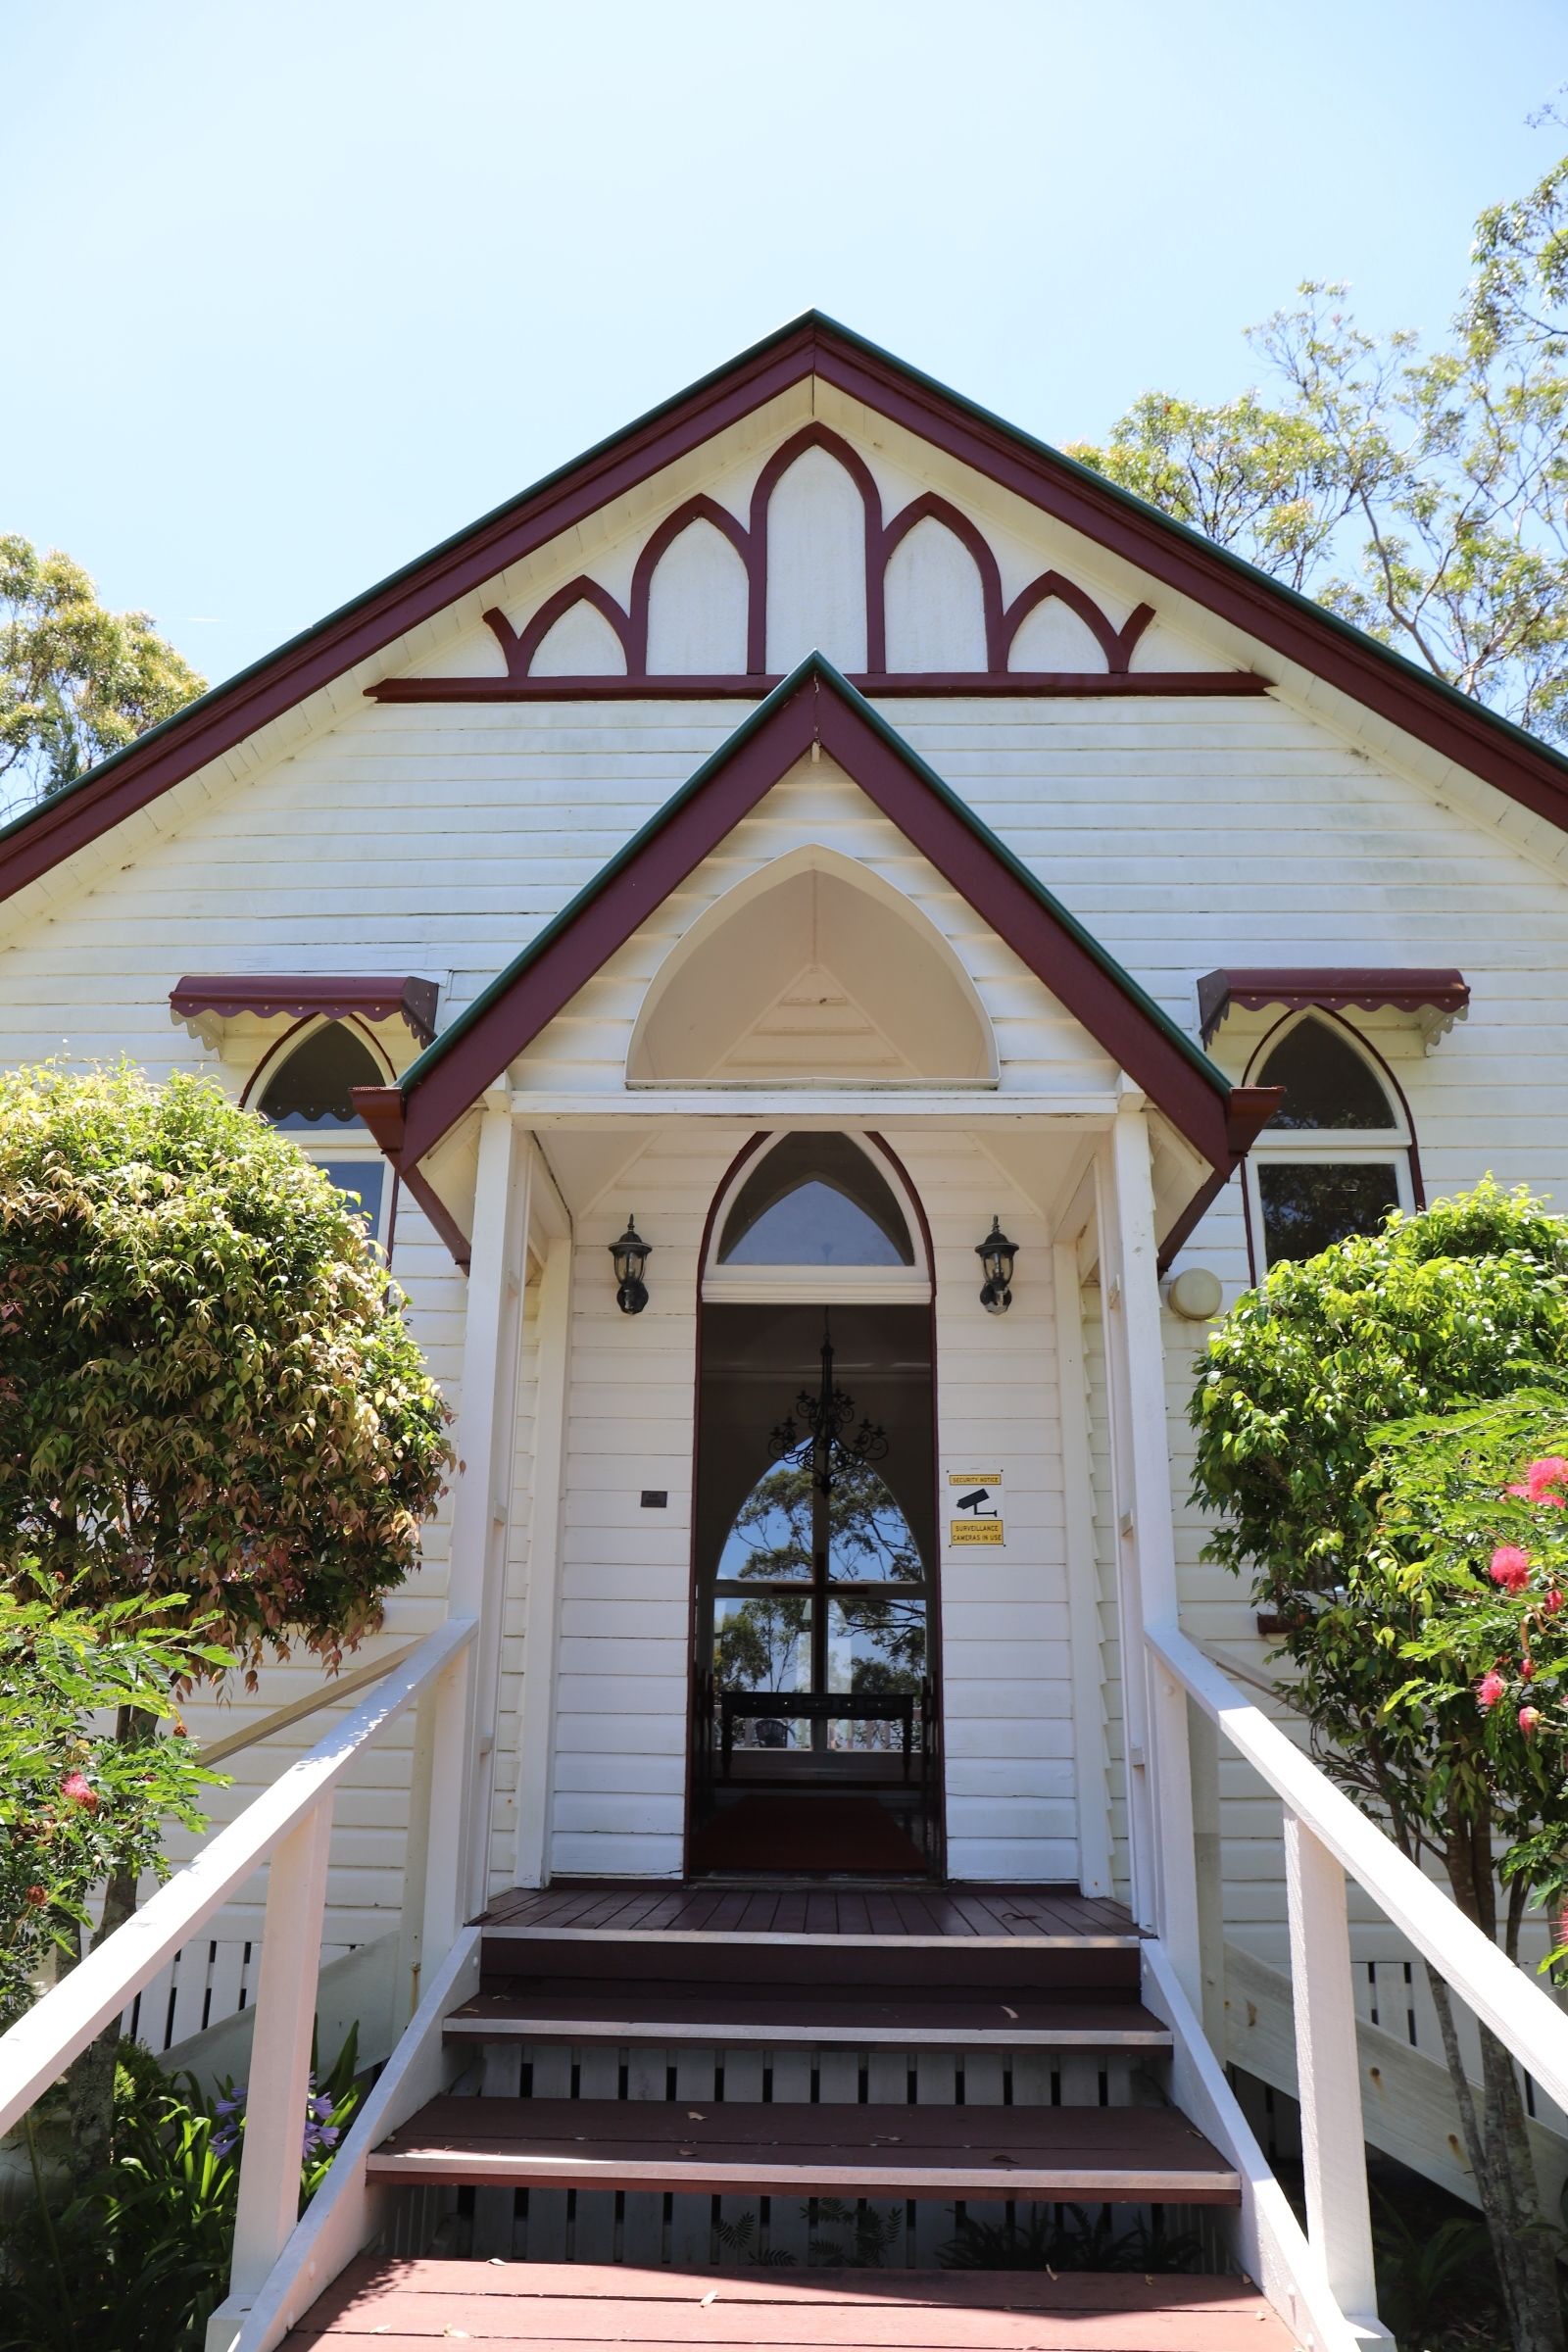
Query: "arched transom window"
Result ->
[[1246, 1013, 1415, 1270], [705, 1133, 929, 1302], [253, 1021, 391, 1243]]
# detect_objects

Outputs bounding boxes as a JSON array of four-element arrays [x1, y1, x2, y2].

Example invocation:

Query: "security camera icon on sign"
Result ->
[[956, 1488, 1000, 1520]]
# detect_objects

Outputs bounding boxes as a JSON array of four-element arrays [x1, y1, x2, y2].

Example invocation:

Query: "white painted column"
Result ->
[[513, 1231, 574, 1888], [226, 1800, 334, 2303], [1101, 1103, 1200, 2004], [1285, 1811, 1390, 2337], [1053, 1239, 1113, 1898], [426, 1104, 532, 1936]]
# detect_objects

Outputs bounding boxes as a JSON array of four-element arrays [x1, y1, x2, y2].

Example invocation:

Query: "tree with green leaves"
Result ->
[[0, 1061, 451, 2171], [0, 537, 205, 811], [1191, 1181, 1568, 2352], [1069, 136, 1568, 744]]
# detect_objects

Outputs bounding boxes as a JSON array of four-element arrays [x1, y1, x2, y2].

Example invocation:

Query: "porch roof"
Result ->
[[352, 658, 1278, 1181]]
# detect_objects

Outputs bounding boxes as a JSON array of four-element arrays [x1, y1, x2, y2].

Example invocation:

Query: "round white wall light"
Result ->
[[1168, 1266, 1224, 1322]]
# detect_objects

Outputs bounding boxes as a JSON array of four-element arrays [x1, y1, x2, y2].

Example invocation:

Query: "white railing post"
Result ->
[[418, 1642, 476, 1971], [226, 1798, 335, 2308], [1101, 1106, 1201, 2002], [1283, 1810, 1388, 2337], [445, 1105, 531, 1923]]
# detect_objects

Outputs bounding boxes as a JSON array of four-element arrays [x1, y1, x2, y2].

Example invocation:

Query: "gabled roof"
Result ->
[[351, 658, 1278, 1179], [6, 311, 1568, 910]]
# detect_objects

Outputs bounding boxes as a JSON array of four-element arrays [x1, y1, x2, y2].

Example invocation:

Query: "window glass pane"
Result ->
[[827, 1595, 926, 1694], [1258, 1161, 1399, 1266], [714, 1593, 811, 1695], [1257, 1020, 1396, 1131], [318, 1159, 385, 1231], [718, 1133, 913, 1264], [715, 1459, 924, 1588], [259, 1023, 383, 1127], [827, 1462, 923, 1585]]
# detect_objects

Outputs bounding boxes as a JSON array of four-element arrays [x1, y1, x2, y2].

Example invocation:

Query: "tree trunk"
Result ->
[[60, 1705, 157, 2185], [1440, 1812, 1567, 2352]]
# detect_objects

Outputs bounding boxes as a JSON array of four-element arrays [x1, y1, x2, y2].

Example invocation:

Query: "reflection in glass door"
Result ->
[[691, 1299, 939, 1875]]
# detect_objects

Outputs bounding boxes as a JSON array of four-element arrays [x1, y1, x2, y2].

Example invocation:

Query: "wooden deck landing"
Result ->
[[284, 2260, 1301, 2349], [476, 1883, 1137, 1940]]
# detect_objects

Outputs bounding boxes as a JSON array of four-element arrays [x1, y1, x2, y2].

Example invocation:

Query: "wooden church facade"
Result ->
[[7, 317, 1568, 2343]]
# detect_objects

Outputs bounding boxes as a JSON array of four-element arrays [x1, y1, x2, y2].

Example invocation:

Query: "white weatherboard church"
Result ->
[[7, 315, 1568, 2352]]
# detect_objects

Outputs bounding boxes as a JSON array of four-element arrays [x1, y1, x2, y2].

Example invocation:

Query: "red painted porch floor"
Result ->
[[473, 1881, 1137, 1938], [283, 2259, 1299, 2348]]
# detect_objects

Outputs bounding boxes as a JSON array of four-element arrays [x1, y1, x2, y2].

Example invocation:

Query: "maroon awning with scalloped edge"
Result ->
[[170, 973, 439, 1044], [1197, 967, 1468, 1047]]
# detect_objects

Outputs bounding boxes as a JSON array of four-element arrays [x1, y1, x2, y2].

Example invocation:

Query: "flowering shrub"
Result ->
[[0, 1588, 229, 2030], [0, 2031, 363, 2352], [207, 2035, 361, 2196], [1190, 1182, 1568, 2352]]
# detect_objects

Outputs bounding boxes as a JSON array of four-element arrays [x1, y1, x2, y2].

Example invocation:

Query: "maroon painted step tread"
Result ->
[[284, 2259, 1300, 2349], [366, 2098, 1239, 2203], [448, 1979, 1169, 2049]]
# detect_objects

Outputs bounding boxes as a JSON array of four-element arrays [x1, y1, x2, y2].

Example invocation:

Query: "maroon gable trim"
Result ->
[[355, 663, 1276, 1183], [12, 314, 1562, 910], [1197, 967, 1469, 1047], [171, 973, 440, 1044], [368, 671, 1263, 704]]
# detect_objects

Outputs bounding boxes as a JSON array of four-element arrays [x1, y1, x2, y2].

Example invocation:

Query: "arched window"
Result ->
[[703, 1133, 930, 1306], [253, 1022, 391, 1241], [1246, 1014, 1414, 1270], [718, 1133, 914, 1267]]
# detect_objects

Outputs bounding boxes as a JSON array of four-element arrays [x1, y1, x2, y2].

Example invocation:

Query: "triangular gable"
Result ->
[[353, 659, 1277, 1179], [5, 311, 1568, 914]]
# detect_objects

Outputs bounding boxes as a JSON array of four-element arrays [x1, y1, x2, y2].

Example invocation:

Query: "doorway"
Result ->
[[688, 1136, 941, 1878]]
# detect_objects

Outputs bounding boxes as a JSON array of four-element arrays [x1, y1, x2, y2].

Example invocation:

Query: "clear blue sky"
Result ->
[[6, 0, 1563, 690]]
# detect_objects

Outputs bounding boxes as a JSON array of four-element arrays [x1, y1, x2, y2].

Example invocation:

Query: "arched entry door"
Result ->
[[690, 1135, 940, 1877]]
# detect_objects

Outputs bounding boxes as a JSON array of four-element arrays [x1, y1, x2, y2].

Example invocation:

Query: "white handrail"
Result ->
[[1148, 1618, 1568, 2115], [0, 1614, 476, 2139]]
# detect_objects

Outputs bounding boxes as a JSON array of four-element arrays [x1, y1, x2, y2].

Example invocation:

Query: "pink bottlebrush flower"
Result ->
[[1522, 1656, 1537, 1681], [1527, 1456, 1568, 1504], [59, 1771, 98, 1811], [1520, 1706, 1544, 1737], [1478, 1670, 1508, 1710], [1490, 1545, 1532, 1594], [1547, 1590, 1565, 1615]]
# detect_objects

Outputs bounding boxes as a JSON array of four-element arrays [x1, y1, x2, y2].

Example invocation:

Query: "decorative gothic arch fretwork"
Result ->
[[401, 430, 1235, 704], [483, 576, 634, 678], [1001, 570, 1154, 674], [748, 422, 886, 673]]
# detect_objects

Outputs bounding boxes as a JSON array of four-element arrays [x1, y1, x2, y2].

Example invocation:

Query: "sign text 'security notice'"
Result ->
[[945, 1468, 1004, 1548]]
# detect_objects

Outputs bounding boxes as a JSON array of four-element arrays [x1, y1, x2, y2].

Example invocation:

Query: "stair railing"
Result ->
[[1149, 1619, 1568, 2333], [0, 1614, 476, 2319]]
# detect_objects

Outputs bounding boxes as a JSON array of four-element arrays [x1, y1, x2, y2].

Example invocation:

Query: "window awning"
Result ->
[[170, 973, 440, 1046], [1197, 967, 1469, 1049]]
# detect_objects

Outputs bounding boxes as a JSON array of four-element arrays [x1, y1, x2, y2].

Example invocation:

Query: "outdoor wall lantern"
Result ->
[[976, 1215, 1017, 1315], [610, 1213, 652, 1315]]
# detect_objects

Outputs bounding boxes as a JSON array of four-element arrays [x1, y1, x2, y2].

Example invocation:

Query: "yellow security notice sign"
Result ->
[[945, 1466, 1004, 1549]]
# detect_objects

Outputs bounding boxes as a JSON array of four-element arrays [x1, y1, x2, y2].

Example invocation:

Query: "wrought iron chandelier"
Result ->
[[767, 1313, 889, 1496]]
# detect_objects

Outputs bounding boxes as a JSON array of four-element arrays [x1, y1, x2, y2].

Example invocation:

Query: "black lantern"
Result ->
[[976, 1214, 1017, 1315], [610, 1213, 651, 1315]]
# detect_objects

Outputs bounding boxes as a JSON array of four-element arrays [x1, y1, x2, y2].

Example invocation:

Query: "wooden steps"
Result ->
[[475, 1929, 1145, 1991], [450, 1973, 1167, 2050], [283, 2258, 1300, 2348], [367, 2097, 1241, 2203]]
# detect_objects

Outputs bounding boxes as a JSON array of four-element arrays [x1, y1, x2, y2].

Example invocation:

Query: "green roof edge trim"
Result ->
[[394, 652, 1234, 1107], [9, 303, 1568, 858], [808, 310, 1568, 790]]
